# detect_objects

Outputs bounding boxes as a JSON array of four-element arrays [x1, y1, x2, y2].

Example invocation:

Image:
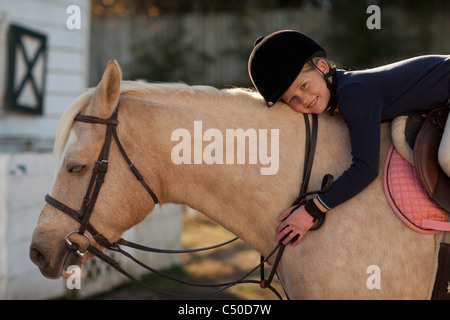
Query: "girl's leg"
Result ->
[[439, 105, 450, 177]]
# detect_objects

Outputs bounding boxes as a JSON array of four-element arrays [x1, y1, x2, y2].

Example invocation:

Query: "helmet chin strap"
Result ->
[[308, 58, 338, 115]]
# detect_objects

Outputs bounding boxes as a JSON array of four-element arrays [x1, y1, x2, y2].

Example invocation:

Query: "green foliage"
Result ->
[[130, 25, 212, 83], [91, 1, 450, 85], [325, 0, 449, 68]]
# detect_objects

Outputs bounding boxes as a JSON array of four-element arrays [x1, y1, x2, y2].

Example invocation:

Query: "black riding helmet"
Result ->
[[248, 30, 329, 107]]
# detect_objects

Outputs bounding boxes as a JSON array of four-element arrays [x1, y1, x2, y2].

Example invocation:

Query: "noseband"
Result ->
[[44, 100, 328, 299], [45, 102, 159, 253]]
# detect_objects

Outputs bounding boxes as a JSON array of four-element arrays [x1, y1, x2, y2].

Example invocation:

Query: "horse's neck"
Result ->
[[118, 90, 353, 256], [117, 91, 304, 254]]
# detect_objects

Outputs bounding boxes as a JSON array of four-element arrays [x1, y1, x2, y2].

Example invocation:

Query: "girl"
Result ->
[[248, 30, 450, 246]]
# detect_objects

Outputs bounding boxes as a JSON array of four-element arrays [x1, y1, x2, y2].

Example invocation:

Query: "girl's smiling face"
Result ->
[[281, 59, 331, 114]]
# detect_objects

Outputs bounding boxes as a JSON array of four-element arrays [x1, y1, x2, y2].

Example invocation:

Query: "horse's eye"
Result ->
[[69, 165, 86, 173], [67, 163, 86, 173]]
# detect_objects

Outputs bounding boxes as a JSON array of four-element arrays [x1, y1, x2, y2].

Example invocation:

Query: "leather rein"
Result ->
[[44, 100, 329, 300]]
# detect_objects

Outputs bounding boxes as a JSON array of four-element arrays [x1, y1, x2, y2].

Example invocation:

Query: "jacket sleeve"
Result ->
[[317, 83, 383, 209]]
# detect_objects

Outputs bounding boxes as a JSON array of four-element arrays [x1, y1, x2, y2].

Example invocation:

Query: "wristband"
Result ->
[[304, 198, 325, 222]]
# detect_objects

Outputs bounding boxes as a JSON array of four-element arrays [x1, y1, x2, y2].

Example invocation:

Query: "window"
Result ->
[[7, 24, 47, 115]]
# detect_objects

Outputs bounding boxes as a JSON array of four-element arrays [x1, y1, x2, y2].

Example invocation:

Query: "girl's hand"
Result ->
[[275, 205, 315, 246]]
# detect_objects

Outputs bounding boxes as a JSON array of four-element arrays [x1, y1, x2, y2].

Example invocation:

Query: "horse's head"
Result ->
[[30, 60, 158, 279]]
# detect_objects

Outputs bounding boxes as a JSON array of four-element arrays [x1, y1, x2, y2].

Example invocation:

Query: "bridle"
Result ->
[[45, 102, 159, 254], [44, 99, 330, 299]]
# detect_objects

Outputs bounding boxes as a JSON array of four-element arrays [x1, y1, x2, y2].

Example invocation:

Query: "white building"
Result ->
[[0, 0, 181, 299], [0, 0, 90, 151]]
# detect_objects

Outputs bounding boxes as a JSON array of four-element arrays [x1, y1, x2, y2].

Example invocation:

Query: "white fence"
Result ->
[[0, 152, 182, 299], [0, 0, 185, 300]]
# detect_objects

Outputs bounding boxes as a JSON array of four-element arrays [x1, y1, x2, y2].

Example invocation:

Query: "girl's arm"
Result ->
[[318, 83, 383, 210]]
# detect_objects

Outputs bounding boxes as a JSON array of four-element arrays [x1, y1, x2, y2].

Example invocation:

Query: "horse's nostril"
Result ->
[[29, 246, 47, 268]]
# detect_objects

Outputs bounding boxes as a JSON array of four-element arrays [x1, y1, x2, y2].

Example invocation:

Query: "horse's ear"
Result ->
[[88, 60, 122, 118]]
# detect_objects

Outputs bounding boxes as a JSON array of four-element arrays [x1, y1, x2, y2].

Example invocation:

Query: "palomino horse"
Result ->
[[30, 60, 440, 299]]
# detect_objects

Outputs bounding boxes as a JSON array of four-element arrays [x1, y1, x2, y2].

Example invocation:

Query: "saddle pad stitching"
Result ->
[[384, 144, 447, 234], [385, 148, 431, 232]]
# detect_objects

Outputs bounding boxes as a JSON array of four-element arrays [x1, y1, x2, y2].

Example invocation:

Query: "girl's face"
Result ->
[[281, 59, 331, 114]]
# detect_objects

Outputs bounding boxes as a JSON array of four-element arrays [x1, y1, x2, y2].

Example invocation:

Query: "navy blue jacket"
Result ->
[[317, 55, 450, 209]]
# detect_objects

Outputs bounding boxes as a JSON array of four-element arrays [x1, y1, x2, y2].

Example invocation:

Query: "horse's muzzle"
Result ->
[[29, 239, 83, 279], [29, 242, 64, 279]]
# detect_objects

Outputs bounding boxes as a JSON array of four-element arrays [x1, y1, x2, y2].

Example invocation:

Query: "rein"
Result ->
[[45, 101, 327, 300]]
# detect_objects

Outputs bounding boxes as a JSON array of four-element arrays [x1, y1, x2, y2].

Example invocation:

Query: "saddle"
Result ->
[[386, 107, 450, 300], [414, 107, 450, 212], [385, 107, 450, 233]]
